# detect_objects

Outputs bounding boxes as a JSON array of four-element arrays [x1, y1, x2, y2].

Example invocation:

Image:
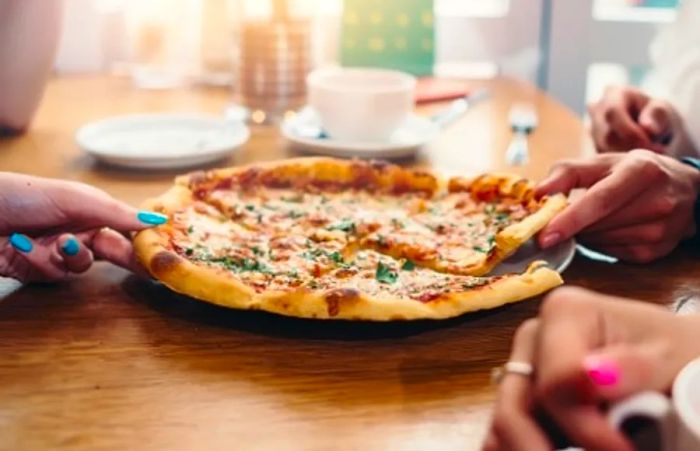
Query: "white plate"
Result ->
[[76, 113, 250, 170], [489, 238, 576, 276], [281, 107, 439, 159]]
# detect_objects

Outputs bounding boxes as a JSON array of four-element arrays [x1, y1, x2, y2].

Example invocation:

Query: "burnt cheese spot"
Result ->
[[150, 251, 182, 276], [324, 288, 361, 317]]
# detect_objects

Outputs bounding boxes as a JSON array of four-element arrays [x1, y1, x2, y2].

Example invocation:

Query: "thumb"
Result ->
[[50, 182, 168, 232], [638, 101, 672, 143], [582, 345, 668, 402]]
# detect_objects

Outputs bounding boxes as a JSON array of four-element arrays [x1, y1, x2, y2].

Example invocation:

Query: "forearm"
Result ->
[[0, 0, 62, 132]]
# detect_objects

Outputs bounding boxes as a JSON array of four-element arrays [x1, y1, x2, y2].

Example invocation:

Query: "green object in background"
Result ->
[[340, 0, 434, 76]]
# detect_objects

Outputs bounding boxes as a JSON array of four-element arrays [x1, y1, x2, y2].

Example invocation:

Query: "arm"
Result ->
[[0, 0, 62, 133]]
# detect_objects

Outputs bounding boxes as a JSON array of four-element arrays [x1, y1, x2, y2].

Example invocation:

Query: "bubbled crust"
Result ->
[[133, 158, 565, 321], [447, 173, 567, 276]]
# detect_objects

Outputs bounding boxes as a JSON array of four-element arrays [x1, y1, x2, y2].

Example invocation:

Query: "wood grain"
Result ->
[[2, 76, 697, 451]]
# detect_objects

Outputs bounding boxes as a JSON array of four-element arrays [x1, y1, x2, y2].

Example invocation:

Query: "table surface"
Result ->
[[2, 76, 699, 451]]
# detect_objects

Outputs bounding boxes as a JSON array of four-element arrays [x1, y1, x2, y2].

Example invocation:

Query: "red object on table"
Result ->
[[415, 77, 470, 104]]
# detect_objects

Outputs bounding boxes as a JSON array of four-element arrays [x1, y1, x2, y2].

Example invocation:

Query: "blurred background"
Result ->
[[52, 0, 680, 117]]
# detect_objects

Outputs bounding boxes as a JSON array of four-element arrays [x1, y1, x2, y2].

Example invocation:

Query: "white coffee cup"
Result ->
[[608, 358, 700, 451], [306, 67, 416, 142]]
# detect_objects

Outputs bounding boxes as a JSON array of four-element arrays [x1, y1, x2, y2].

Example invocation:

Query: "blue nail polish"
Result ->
[[137, 210, 168, 225], [61, 237, 80, 256], [9, 233, 33, 253]]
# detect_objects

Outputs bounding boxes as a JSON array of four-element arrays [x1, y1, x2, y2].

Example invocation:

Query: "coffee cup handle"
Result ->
[[608, 391, 676, 451]]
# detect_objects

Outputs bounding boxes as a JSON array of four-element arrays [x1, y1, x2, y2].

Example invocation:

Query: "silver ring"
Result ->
[[491, 361, 534, 385]]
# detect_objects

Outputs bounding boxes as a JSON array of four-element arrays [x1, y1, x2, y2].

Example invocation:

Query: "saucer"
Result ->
[[281, 107, 439, 159], [76, 113, 250, 170]]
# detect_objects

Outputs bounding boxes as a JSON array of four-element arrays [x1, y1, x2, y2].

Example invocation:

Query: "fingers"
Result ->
[[588, 86, 667, 153], [535, 287, 634, 451], [582, 347, 660, 402], [539, 153, 663, 248], [490, 319, 552, 451], [55, 234, 93, 273], [638, 100, 673, 144], [50, 181, 168, 233], [91, 228, 148, 276], [8, 233, 68, 281], [606, 106, 654, 150], [535, 156, 614, 198]]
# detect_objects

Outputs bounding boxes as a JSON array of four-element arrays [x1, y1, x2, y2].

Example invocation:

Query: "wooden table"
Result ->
[[1, 76, 699, 451]]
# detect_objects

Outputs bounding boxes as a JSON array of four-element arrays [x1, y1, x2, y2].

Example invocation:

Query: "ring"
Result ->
[[491, 361, 534, 385]]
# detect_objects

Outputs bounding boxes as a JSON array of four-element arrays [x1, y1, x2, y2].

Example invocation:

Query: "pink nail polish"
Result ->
[[584, 356, 620, 386]]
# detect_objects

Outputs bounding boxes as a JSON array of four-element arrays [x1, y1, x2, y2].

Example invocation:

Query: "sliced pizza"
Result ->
[[133, 157, 566, 321]]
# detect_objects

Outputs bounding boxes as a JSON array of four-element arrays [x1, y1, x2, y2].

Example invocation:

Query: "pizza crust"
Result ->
[[133, 158, 567, 321], [447, 173, 567, 276], [133, 232, 562, 320]]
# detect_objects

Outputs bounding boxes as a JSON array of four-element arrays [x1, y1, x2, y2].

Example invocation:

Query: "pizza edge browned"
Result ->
[[133, 158, 565, 321], [134, 226, 562, 320]]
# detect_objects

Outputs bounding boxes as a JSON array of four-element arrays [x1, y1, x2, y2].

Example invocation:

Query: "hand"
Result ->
[[536, 150, 700, 263], [589, 86, 692, 156], [0, 173, 167, 282], [483, 286, 700, 451]]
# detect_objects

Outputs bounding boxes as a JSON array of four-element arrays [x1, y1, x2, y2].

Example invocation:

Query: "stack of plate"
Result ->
[[236, 19, 312, 119]]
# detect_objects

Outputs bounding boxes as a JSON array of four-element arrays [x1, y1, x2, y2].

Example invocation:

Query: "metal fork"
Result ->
[[506, 103, 538, 166]]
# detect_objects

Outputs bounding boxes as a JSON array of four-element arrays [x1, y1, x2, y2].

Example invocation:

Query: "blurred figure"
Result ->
[[0, 0, 62, 133], [483, 286, 700, 451], [589, 0, 700, 158]]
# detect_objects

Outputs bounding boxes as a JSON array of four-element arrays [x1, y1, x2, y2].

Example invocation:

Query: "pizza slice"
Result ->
[[359, 173, 566, 276], [133, 158, 567, 321]]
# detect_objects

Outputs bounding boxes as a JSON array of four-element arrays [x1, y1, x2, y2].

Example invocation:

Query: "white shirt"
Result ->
[[646, 0, 700, 151]]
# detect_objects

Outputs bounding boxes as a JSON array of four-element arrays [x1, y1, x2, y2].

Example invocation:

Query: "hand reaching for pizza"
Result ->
[[483, 286, 700, 451], [536, 150, 700, 263], [588, 86, 697, 157], [0, 172, 167, 282]]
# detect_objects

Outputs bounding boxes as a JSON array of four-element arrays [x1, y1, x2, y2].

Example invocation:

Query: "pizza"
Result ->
[[133, 158, 567, 321]]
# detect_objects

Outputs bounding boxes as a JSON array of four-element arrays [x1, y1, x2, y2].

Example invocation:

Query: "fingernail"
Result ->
[[540, 232, 561, 249], [9, 233, 33, 253], [137, 210, 168, 226], [584, 355, 620, 386], [61, 237, 80, 256]]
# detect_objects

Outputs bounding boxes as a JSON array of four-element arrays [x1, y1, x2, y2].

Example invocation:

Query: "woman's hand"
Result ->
[[0, 172, 166, 282], [589, 86, 693, 156], [536, 150, 700, 263], [483, 287, 700, 451]]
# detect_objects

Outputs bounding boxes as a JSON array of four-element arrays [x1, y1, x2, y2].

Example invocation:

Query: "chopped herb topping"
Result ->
[[307, 280, 319, 289], [473, 246, 489, 253], [375, 234, 387, 247], [401, 260, 416, 271], [287, 269, 299, 278], [245, 204, 255, 211], [376, 262, 398, 284], [495, 212, 510, 222], [391, 218, 405, 229], [327, 219, 356, 233], [281, 194, 303, 203], [202, 256, 272, 274], [187, 225, 194, 234], [301, 248, 348, 267], [329, 251, 344, 264], [256, 213, 263, 224], [184, 248, 194, 256], [250, 246, 264, 256], [288, 210, 304, 219]]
